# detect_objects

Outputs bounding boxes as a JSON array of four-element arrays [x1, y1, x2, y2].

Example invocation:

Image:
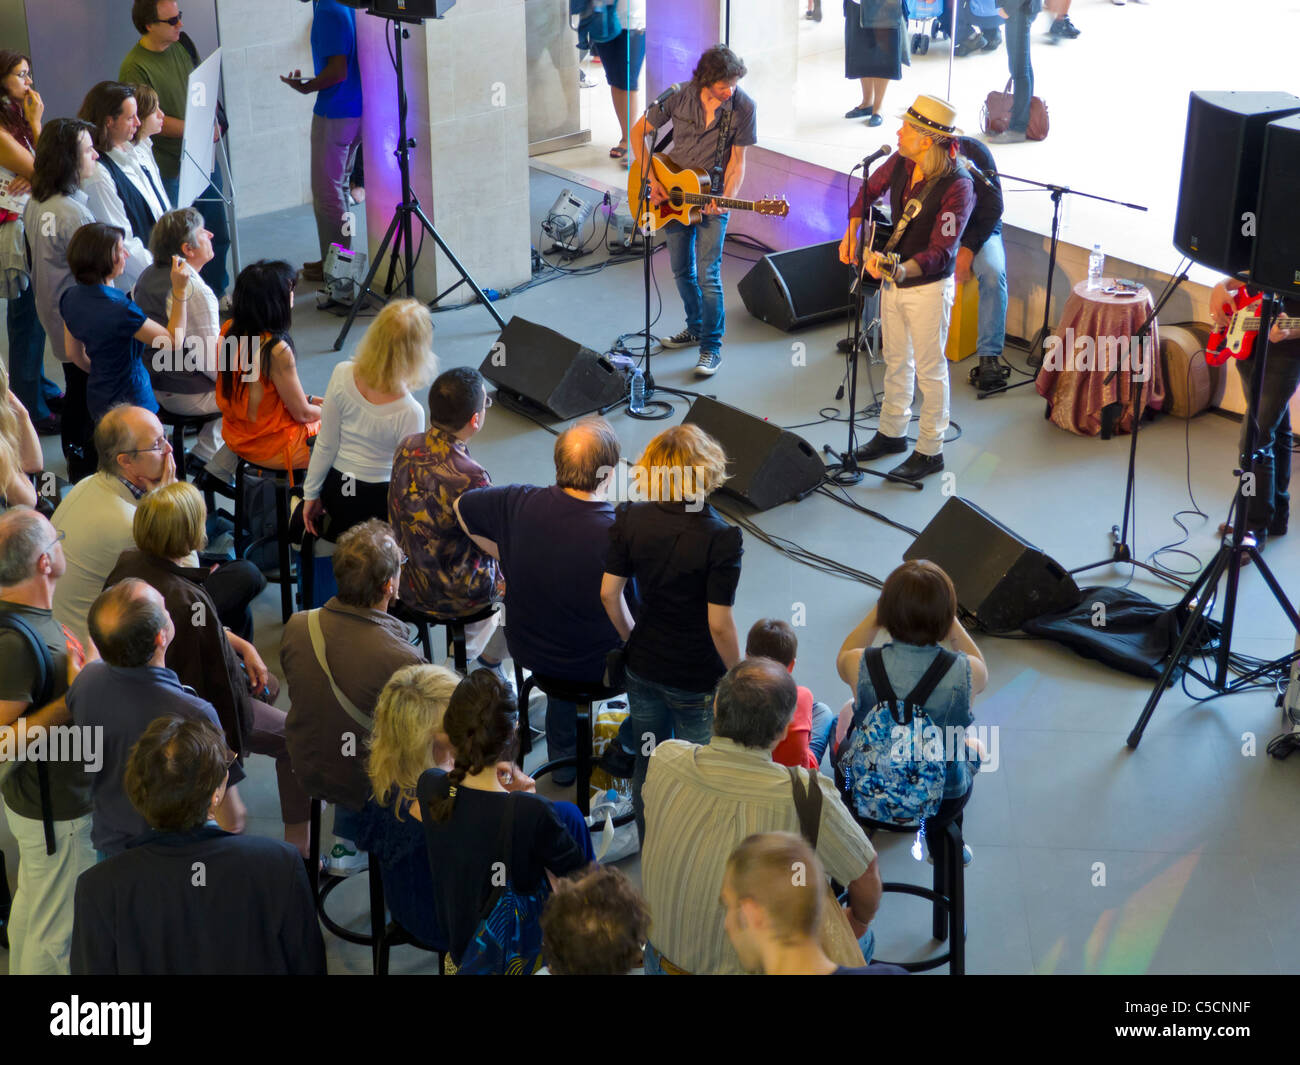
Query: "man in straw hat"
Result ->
[[837, 95, 975, 482]]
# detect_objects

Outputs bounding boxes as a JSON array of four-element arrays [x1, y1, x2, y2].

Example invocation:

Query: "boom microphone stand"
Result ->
[[978, 172, 1145, 398], [1127, 292, 1300, 747], [333, 16, 505, 351]]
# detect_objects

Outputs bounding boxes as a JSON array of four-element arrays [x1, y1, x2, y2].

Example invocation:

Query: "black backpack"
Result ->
[[0, 611, 58, 856]]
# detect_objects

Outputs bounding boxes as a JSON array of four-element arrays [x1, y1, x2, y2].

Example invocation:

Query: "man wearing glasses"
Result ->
[[50, 404, 179, 648], [120, 0, 232, 298], [0, 508, 92, 974]]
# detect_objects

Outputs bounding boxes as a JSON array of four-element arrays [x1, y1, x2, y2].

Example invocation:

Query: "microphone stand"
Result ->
[[977, 171, 1146, 398]]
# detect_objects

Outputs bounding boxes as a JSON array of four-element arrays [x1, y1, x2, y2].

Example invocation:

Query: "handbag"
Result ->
[[788, 768, 868, 969], [980, 78, 1050, 141]]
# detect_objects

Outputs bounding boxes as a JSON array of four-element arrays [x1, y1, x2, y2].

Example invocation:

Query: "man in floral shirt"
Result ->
[[388, 367, 506, 667]]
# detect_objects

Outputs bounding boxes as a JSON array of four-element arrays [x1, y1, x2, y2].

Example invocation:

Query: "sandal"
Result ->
[[609, 144, 628, 159]]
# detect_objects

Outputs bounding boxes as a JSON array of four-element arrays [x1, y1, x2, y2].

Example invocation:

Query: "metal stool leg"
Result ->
[[308, 798, 322, 897], [368, 862, 385, 975], [575, 702, 593, 816], [233, 461, 248, 558], [451, 621, 468, 675], [275, 480, 292, 623]]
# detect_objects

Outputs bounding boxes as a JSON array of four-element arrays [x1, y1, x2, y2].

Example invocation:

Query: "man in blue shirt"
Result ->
[[69, 578, 244, 857], [282, 0, 364, 281]]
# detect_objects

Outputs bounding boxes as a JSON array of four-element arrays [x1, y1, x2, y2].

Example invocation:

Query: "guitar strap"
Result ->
[[882, 165, 946, 257], [709, 102, 734, 197]]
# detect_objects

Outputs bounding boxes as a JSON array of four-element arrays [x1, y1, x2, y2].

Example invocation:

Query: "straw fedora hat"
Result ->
[[900, 95, 962, 138]]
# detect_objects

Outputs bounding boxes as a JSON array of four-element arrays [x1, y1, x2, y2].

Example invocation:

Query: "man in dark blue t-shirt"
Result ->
[[282, 0, 364, 279], [455, 417, 633, 785]]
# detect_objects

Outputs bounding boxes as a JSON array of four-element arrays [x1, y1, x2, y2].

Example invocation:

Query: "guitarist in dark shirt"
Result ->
[[1209, 277, 1300, 549], [838, 95, 974, 482], [631, 45, 757, 378]]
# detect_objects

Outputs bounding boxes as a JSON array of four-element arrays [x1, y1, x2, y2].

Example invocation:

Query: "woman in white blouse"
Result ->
[[121, 83, 171, 223], [302, 299, 437, 539]]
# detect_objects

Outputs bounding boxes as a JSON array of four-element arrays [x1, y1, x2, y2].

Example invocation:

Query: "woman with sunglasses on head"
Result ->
[[0, 49, 62, 435]]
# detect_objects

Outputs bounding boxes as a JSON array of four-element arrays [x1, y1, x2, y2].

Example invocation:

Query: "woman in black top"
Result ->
[[600, 424, 743, 841], [416, 671, 593, 967]]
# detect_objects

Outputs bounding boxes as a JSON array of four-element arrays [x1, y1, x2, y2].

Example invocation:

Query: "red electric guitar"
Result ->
[[1206, 288, 1300, 365]]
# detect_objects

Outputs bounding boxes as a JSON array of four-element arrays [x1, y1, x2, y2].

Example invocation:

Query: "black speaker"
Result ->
[[1173, 91, 1300, 276], [480, 317, 625, 420], [1250, 113, 1300, 296], [364, 0, 456, 20], [904, 497, 1082, 632], [738, 240, 858, 331], [682, 396, 824, 511]]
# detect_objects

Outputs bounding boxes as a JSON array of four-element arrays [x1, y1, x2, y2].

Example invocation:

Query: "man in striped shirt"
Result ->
[[641, 657, 881, 974]]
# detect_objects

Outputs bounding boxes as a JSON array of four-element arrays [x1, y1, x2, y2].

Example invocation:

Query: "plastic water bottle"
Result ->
[[628, 368, 645, 413], [1088, 243, 1105, 290]]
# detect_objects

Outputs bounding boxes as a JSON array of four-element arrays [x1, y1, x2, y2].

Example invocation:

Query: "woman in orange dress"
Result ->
[[215, 259, 321, 480]]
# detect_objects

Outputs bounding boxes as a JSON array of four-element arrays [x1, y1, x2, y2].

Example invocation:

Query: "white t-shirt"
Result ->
[[303, 360, 425, 500]]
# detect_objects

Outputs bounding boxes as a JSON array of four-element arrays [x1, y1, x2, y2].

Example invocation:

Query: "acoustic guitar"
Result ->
[[631, 153, 788, 233]]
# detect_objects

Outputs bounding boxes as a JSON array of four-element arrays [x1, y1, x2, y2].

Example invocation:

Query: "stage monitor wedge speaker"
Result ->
[[904, 497, 1082, 632], [1250, 113, 1300, 297], [682, 396, 825, 511], [1173, 91, 1300, 276], [738, 240, 858, 332], [364, 0, 456, 20], [480, 317, 625, 420]]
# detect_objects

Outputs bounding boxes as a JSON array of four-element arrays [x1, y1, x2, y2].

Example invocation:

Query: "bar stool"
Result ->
[[389, 600, 500, 675], [307, 798, 375, 950], [232, 457, 306, 623], [157, 407, 222, 481], [368, 863, 448, 976]]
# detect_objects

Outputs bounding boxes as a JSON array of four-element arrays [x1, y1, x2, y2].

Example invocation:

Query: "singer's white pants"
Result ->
[[878, 276, 955, 456]]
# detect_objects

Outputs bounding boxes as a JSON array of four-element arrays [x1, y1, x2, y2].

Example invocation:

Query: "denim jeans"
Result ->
[[6, 283, 57, 421], [1235, 347, 1300, 534], [624, 667, 716, 841], [664, 211, 729, 353], [1004, 5, 1038, 133], [163, 167, 232, 297], [972, 232, 1008, 358]]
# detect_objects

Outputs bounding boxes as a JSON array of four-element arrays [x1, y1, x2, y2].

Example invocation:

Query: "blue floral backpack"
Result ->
[[457, 793, 551, 976], [835, 647, 957, 825]]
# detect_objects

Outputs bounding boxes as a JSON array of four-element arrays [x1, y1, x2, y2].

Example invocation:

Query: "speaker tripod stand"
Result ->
[[1127, 293, 1300, 748], [332, 17, 504, 352]]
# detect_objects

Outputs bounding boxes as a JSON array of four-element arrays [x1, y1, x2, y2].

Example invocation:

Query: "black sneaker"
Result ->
[[1050, 16, 1080, 38], [980, 28, 1002, 50], [695, 349, 722, 376], [954, 33, 986, 56], [662, 328, 700, 349], [597, 744, 637, 778]]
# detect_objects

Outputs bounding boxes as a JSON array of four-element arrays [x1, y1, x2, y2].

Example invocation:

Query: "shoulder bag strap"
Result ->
[[305, 609, 373, 730], [0, 613, 58, 856], [788, 766, 823, 849]]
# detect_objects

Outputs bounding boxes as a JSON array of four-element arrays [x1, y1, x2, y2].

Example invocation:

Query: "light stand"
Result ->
[[332, 16, 505, 351], [1127, 292, 1300, 747], [977, 172, 1146, 398]]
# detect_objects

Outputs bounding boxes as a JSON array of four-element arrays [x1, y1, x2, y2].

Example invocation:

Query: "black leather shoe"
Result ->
[[837, 335, 861, 353], [889, 450, 944, 481], [954, 34, 986, 56], [980, 28, 1002, 50], [597, 744, 637, 779], [854, 431, 908, 461]]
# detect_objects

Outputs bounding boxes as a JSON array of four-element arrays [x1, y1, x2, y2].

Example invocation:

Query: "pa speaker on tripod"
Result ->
[[1250, 112, 1300, 296], [738, 241, 857, 332], [363, 0, 456, 19], [905, 497, 1082, 632], [1172, 91, 1300, 275], [682, 397, 824, 511], [479, 317, 625, 420]]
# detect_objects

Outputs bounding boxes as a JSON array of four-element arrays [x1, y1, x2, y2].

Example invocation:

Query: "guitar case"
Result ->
[[1160, 322, 1225, 418]]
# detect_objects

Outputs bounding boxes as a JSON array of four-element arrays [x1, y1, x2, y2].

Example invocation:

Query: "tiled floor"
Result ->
[[4, 164, 1298, 976]]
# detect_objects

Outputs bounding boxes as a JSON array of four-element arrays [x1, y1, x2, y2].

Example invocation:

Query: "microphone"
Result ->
[[861, 144, 892, 170], [958, 154, 997, 190], [652, 83, 681, 108]]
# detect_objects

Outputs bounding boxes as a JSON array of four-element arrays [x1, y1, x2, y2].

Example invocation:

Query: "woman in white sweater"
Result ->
[[302, 299, 436, 539]]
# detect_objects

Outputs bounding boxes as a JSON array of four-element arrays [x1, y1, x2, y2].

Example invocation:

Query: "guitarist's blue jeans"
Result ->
[[665, 213, 728, 353], [1235, 339, 1300, 536]]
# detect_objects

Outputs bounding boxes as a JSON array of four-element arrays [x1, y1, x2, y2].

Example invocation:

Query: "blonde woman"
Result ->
[[303, 298, 435, 538], [0, 363, 42, 509], [599, 423, 743, 838], [356, 662, 462, 951]]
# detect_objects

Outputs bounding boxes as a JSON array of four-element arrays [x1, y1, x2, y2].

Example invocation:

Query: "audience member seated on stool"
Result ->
[[0, 365, 43, 510], [104, 481, 311, 856], [356, 662, 462, 952], [303, 299, 433, 541], [834, 560, 988, 866], [390, 366, 507, 674], [456, 416, 632, 785], [722, 832, 907, 975], [415, 670, 594, 967], [71, 714, 326, 975], [640, 658, 880, 975], [133, 206, 226, 472], [24, 118, 98, 477], [59, 221, 190, 423], [539, 865, 650, 975], [0, 509, 92, 976], [215, 260, 321, 479], [746, 618, 836, 771], [281, 519, 422, 875], [600, 424, 743, 838], [70, 579, 246, 858], [52, 405, 183, 647], [956, 135, 1007, 392]]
